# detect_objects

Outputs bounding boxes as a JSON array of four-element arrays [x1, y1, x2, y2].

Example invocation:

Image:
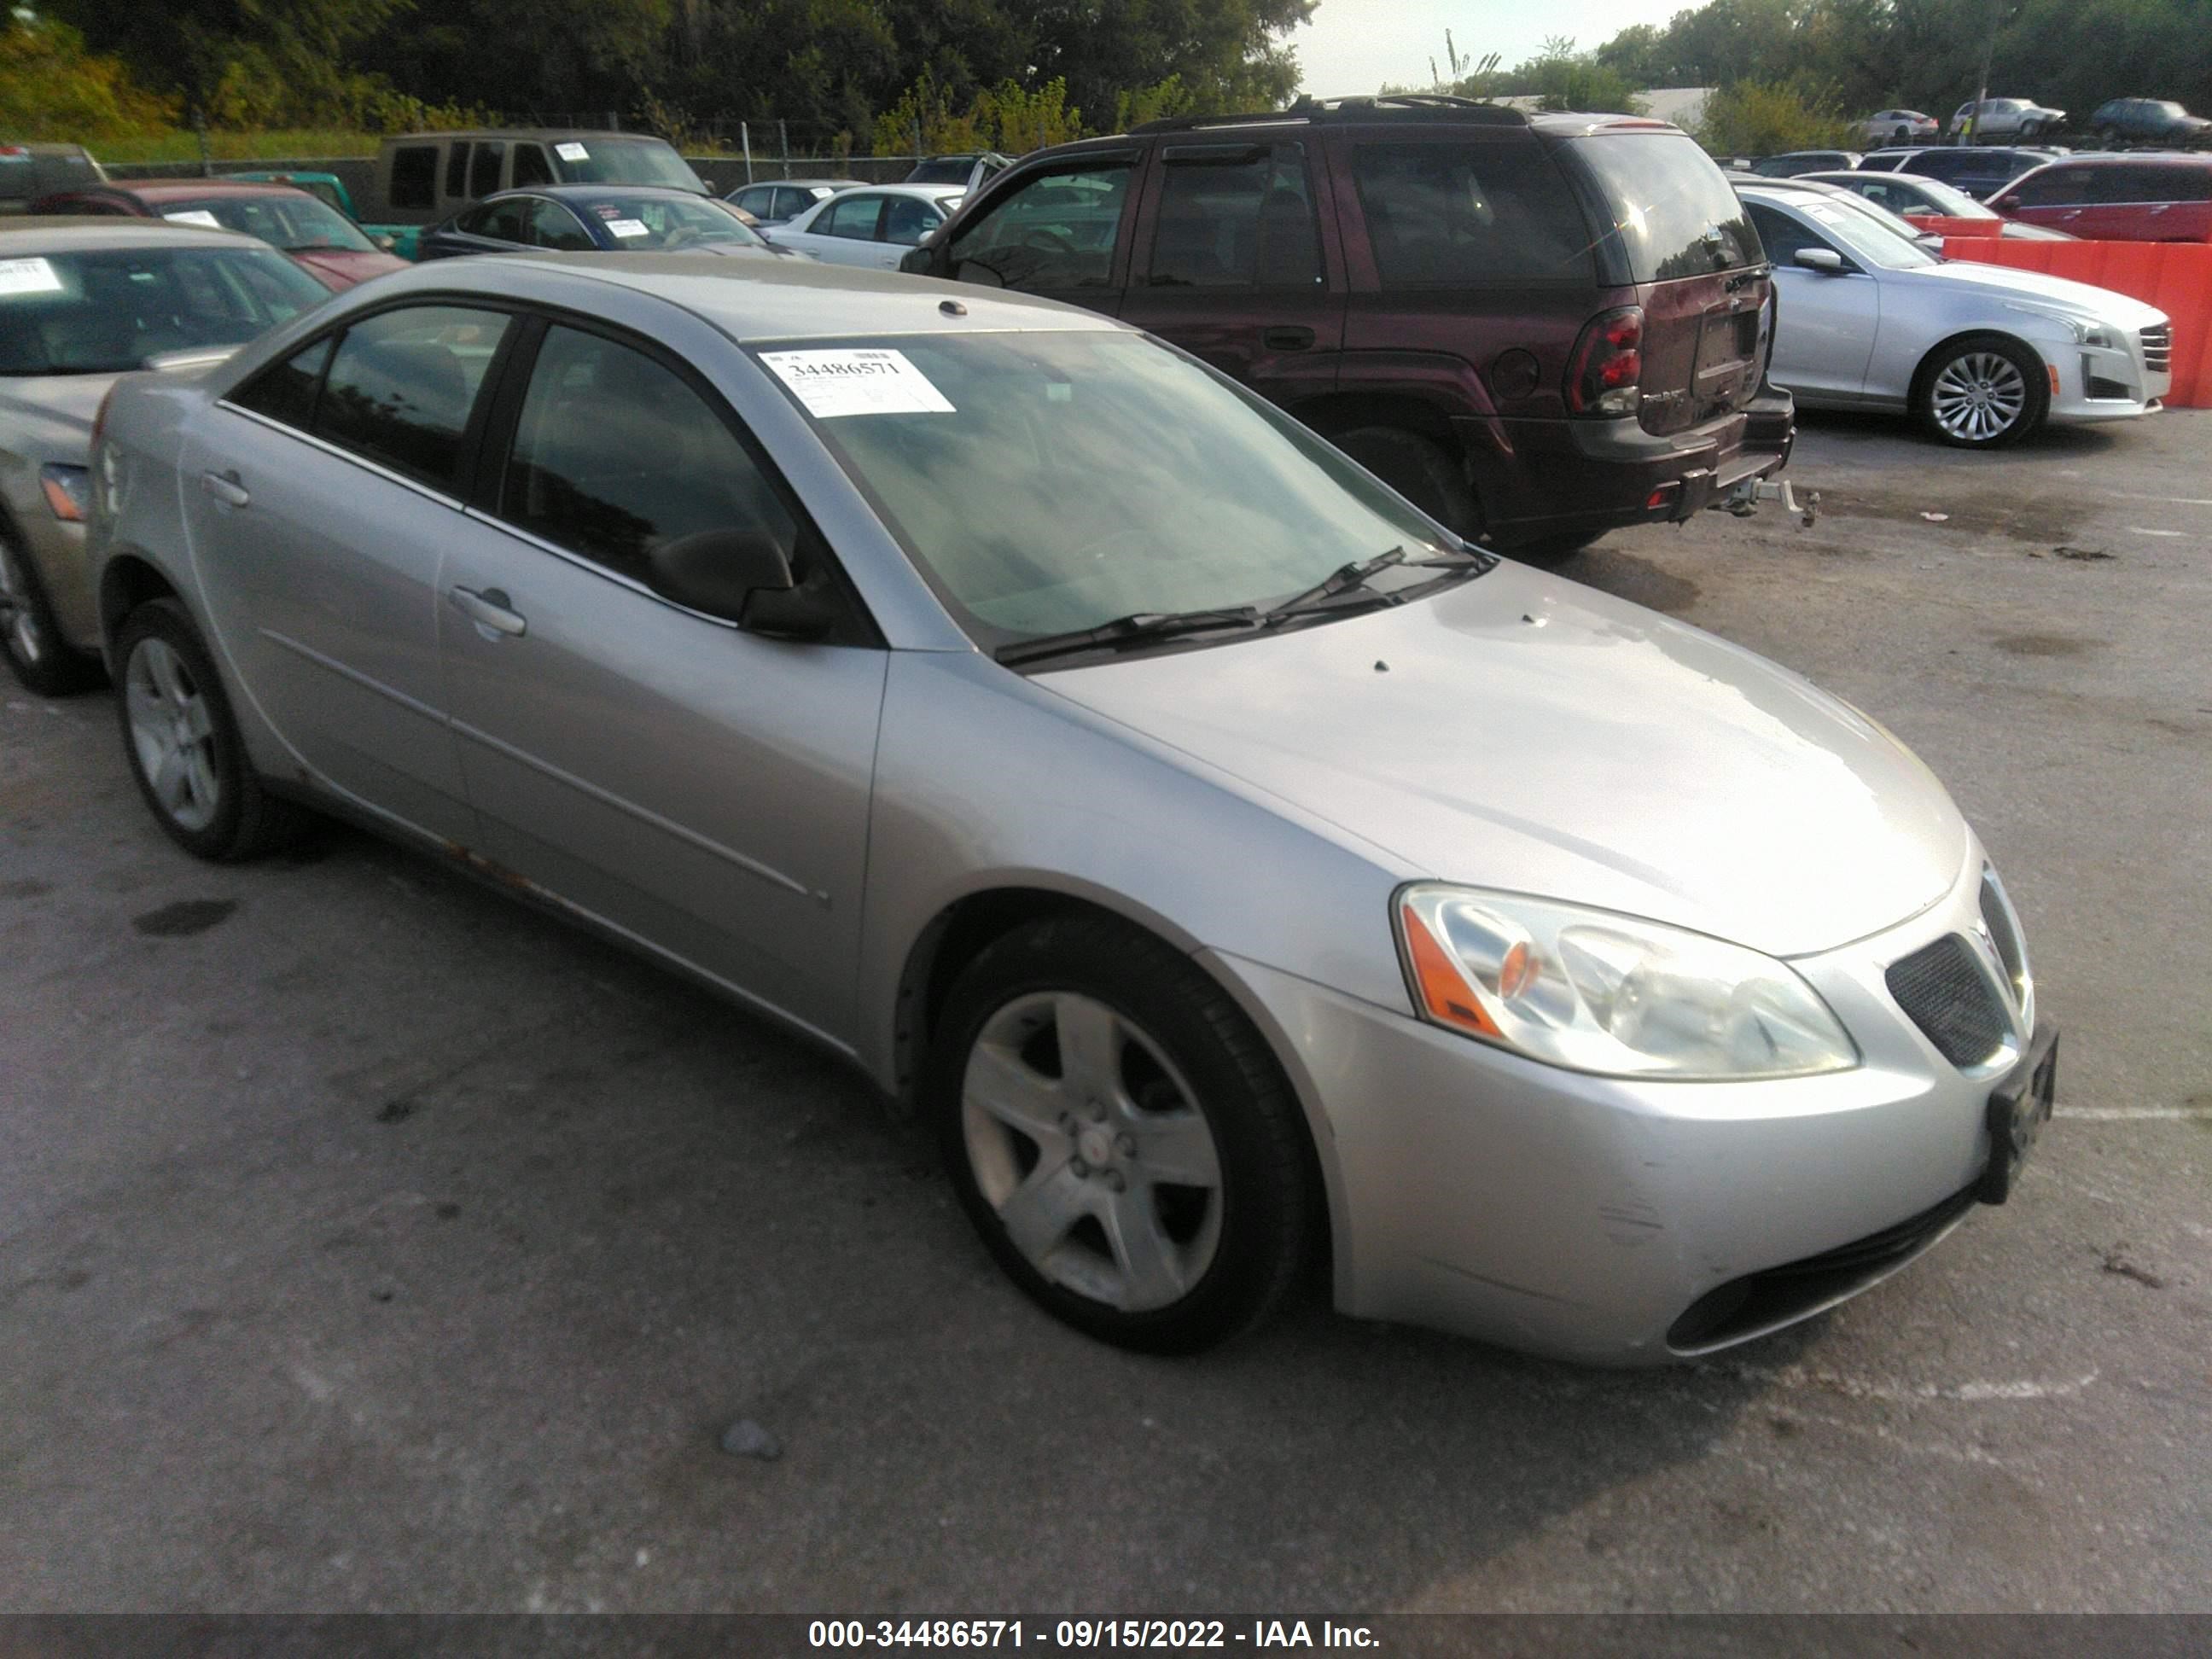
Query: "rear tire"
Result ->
[[1327, 424, 1484, 543], [1913, 335, 2048, 449], [929, 911, 1317, 1354], [1510, 530, 1606, 565], [114, 597, 308, 861], [0, 526, 100, 696]]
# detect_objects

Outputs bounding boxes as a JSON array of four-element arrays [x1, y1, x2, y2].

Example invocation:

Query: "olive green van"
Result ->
[[371, 131, 707, 224]]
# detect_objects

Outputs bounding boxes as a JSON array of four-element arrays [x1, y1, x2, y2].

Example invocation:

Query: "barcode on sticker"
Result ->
[[760, 349, 957, 419]]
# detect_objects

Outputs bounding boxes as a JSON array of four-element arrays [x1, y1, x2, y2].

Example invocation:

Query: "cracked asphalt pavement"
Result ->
[[1, 410, 2207, 1614]]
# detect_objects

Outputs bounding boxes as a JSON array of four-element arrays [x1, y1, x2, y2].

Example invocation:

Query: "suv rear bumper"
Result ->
[[1462, 384, 1796, 548]]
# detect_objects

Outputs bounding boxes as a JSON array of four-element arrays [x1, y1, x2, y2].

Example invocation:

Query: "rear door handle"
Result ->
[[1262, 325, 1316, 351], [199, 469, 250, 509], [447, 585, 527, 639]]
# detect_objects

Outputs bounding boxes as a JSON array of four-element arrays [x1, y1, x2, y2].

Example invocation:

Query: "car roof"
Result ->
[[739, 178, 866, 190], [824, 183, 965, 199], [97, 179, 315, 201], [0, 217, 260, 251], [388, 128, 666, 143], [2014, 150, 2210, 166], [490, 183, 721, 201], [368, 252, 1121, 343]]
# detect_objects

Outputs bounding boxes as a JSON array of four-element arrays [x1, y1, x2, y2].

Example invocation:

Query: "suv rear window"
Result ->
[[1349, 141, 1592, 285], [1563, 133, 1758, 282]]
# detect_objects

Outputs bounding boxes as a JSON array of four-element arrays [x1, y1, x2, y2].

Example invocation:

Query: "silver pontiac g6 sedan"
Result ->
[[89, 256, 2058, 1363]]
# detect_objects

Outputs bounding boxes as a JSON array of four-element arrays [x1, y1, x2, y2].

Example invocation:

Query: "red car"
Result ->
[[1990, 154, 2212, 242], [27, 179, 409, 290]]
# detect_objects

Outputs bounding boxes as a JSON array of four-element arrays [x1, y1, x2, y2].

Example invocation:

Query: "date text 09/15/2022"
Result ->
[[806, 1620, 1381, 1650]]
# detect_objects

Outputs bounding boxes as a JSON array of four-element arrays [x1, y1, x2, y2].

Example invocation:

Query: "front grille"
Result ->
[[1886, 934, 2009, 1069], [2140, 323, 2171, 375]]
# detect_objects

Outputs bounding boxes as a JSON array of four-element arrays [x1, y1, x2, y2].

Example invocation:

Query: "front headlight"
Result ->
[[2007, 306, 2119, 349], [1395, 885, 1860, 1080]]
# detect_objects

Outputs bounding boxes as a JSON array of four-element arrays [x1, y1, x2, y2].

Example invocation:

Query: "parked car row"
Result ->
[[1752, 143, 2212, 236]]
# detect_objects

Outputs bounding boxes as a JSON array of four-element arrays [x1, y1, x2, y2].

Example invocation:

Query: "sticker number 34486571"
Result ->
[[760, 348, 957, 419]]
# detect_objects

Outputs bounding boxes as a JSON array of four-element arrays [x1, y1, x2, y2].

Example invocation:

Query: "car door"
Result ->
[[437, 317, 888, 1039], [777, 192, 888, 267], [1744, 201, 1879, 401], [938, 155, 1142, 318], [1116, 139, 1343, 409], [1998, 164, 2097, 235], [180, 301, 520, 844], [2110, 163, 2212, 242]]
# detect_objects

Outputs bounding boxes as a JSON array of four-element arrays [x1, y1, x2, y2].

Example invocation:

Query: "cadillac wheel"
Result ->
[[1917, 335, 2046, 448], [931, 913, 1316, 1353]]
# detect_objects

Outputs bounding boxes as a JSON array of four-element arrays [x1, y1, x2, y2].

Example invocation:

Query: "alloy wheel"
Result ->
[[961, 991, 1225, 1313], [0, 534, 44, 668], [125, 636, 222, 834], [1930, 351, 2029, 443]]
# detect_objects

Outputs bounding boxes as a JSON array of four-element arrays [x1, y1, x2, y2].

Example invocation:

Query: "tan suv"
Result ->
[[371, 130, 707, 225]]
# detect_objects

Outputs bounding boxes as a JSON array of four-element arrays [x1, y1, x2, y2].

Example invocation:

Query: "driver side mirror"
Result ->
[[899, 246, 934, 276], [372, 234, 397, 252], [1793, 247, 1848, 274], [1993, 195, 2022, 213], [644, 528, 839, 641]]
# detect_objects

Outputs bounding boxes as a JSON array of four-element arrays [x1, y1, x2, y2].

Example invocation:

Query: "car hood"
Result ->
[[1906, 259, 2167, 326], [0, 374, 114, 452], [1036, 565, 1969, 959], [287, 247, 410, 289]]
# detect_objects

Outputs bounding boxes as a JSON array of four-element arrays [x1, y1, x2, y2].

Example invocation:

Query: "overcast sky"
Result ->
[[1292, 0, 1692, 96]]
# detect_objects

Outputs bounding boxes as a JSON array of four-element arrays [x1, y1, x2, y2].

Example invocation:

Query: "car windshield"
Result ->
[[160, 193, 376, 253], [1797, 196, 1940, 269], [1905, 176, 1997, 218], [758, 331, 1457, 647], [550, 138, 706, 193], [579, 194, 764, 248], [0, 246, 329, 375]]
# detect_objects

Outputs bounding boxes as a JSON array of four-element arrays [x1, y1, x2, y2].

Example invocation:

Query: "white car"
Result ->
[[1862, 109, 1939, 146], [1951, 97, 2066, 139], [1739, 180, 2169, 446], [765, 183, 965, 270]]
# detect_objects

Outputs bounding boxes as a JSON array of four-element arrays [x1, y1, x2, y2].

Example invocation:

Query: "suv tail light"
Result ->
[[1565, 306, 1644, 416]]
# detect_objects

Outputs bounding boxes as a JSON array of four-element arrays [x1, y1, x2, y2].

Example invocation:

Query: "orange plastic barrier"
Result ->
[[1912, 214, 2000, 237], [1941, 236, 2212, 408]]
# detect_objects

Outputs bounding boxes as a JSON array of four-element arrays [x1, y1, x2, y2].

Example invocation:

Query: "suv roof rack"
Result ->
[[1130, 94, 1530, 136]]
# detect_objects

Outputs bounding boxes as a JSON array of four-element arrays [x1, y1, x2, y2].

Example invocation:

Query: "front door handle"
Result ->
[[1262, 325, 1316, 352], [447, 585, 527, 639], [199, 469, 250, 509]]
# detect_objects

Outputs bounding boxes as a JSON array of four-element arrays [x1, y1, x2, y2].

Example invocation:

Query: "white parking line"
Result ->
[[2055, 1105, 2212, 1121]]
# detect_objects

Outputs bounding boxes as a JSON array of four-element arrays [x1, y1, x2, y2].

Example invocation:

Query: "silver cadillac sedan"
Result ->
[[88, 256, 2057, 1364]]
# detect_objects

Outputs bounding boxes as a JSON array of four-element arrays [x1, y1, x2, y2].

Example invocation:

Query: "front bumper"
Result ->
[[1206, 849, 2041, 1365], [2047, 337, 2171, 426], [1461, 385, 1796, 548]]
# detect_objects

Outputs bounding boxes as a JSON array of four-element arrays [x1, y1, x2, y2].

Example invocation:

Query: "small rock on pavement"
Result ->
[[719, 1418, 782, 1461]]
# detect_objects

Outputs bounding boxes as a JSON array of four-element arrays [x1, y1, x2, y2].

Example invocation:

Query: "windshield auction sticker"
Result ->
[[162, 210, 222, 228], [604, 218, 650, 238], [761, 348, 956, 419], [0, 257, 63, 296], [556, 143, 590, 161]]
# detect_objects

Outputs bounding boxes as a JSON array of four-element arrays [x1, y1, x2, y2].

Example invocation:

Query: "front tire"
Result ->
[[114, 597, 306, 860], [0, 527, 99, 696], [1914, 335, 2048, 448], [929, 912, 1317, 1354]]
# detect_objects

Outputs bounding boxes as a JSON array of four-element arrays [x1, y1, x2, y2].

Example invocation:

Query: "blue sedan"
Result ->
[[418, 185, 805, 261]]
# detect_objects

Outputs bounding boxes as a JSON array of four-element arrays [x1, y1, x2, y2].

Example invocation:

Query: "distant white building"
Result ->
[[1488, 86, 1713, 131]]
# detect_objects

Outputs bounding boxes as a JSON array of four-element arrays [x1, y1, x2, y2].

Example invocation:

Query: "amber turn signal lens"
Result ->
[[1400, 902, 1502, 1038]]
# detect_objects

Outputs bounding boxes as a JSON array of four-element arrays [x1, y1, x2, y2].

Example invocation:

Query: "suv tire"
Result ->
[[1328, 425, 1483, 542]]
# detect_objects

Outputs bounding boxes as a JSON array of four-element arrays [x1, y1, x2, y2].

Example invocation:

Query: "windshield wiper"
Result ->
[[1265, 546, 1410, 620], [995, 606, 1260, 668]]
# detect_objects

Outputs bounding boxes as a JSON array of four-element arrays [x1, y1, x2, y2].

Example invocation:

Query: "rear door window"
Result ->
[[1557, 134, 1755, 282], [459, 199, 527, 243], [498, 324, 797, 590], [2013, 166, 2094, 207], [882, 195, 944, 247], [527, 197, 595, 250], [1352, 140, 1594, 286], [1148, 144, 1320, 288], [946, 162, 1133, 290], [312, 305, 514, 492], [819, 195, 885, 240], [444, 144, 471, 201], [470, 143, 505, 200], [390, 145, 438, 211]]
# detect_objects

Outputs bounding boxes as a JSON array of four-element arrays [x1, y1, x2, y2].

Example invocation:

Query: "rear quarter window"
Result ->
[[1559, 132, 1759, 282], [1349, 140, 1593, 286]]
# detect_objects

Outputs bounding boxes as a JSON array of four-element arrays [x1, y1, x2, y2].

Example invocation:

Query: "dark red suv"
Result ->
[[903, 95, 1795, 556], [1991, 154, 2212, 242]]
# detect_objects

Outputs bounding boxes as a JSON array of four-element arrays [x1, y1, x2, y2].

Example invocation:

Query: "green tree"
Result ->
[[0, 15, 177, 141], [53, 0, 413, 122]]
